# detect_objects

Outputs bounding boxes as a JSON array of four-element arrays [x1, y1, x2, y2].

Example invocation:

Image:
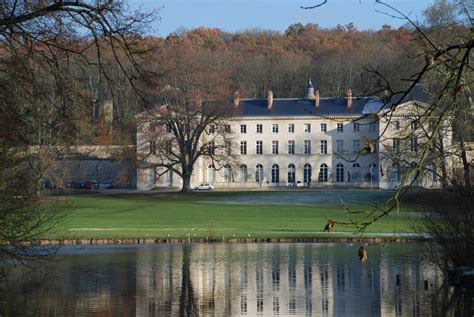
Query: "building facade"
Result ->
[[137, 81, 448, 190]]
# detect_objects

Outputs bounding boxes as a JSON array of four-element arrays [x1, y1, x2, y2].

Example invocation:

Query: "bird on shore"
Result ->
[[323, 220, 336, 232], [358, 246, 368, 262]]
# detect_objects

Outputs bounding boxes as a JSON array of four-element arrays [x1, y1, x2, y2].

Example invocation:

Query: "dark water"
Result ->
[[1, 243, 472, 316]]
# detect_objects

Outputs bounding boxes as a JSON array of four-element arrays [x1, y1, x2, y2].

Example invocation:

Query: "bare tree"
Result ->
[[137, 47, 238, 192], [0, 1, 157, 270]]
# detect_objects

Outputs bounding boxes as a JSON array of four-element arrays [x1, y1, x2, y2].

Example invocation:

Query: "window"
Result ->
[[336, 163, 345, 182], [411, 120, 418, 131], [393, 120, 400, 130], [256, 164, 264, 182], [369, 122, 377, 132], [288, 141, 295, 154], [271, 164, 279, 184], [320, 123, 327, 132], [288, 124, 295, 133], [165, 169, 173, 186], [369, 163, 378, 180], [336, 140, 344, 153], [304, 123, 311, 133], [148, 168, 156, 185], [240, 141, 247, 155], [165, 141, 172, 154], [209, 125, 215, 133], [304, 140, 311, 154], [272, 124, 279, 133], [207, 165, 215, 183], [240, 124, 247, 134], [224, 165, 232, 183], [337, 123, 344, 132], [272, 141, 279, 154], [353, 123, 360, 132], [208, 141, 215, 155], [430, 164, 437, 182], [256, 141, 263, 155], [391, 163, 400, 182], [240, 165, 247, 183], [256, 124, 263, 133], [224, 125, 231, 133], [304, 164, 312, 184], [288, 164, 295, 184], [352, 163, 361, 182], [392, 138, 400, 153], [410, 137, 418, 152], [320, 140, 327, 154], [352, 139, 361, 153], [319, 164, 328, 182], [149, 141, 156, 154], [225, 141, 232, 155]]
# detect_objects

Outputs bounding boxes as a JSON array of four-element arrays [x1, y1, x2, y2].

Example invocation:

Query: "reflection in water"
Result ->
[[1, 243, 472, 316]]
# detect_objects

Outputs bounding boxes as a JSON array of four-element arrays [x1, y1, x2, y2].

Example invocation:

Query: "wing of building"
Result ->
[[137, 81, 452, 190]]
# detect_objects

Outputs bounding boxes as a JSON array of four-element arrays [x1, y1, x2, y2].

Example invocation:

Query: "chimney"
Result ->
[[233, 91, 240, 108], [346, 89, 352, 109], [315, 90, 320, 108], [306, 78, 315, 99], [267, 90, 273, 109]]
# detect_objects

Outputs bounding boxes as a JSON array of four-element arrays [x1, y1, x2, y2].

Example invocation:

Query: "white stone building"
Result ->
[[137, 81, 449, 190]]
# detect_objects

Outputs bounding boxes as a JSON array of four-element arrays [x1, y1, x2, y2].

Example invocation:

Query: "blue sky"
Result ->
[[132, 0, 434, 36]]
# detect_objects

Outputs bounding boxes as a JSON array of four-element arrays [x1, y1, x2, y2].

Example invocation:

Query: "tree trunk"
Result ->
[[437, 129, 449, 190], [459, 137, 471, 191], [181, 174, 192, 193]]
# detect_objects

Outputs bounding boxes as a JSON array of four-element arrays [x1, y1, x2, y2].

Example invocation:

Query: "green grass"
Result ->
[[45, 191, 423, 240]]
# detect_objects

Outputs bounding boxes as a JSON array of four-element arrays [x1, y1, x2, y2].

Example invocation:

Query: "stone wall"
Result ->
[[44, 145, 136, 189]]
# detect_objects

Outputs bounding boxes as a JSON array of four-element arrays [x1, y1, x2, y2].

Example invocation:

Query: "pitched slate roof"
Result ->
[[237, 97, 386, 117]]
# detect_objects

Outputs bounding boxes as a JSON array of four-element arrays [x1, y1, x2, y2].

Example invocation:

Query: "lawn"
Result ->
[[45, 190, 424, 240]]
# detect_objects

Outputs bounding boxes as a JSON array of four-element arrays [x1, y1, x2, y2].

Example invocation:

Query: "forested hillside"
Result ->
[[94, 23, 427, 144]]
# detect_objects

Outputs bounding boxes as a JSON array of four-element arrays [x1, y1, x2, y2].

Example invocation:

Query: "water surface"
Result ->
[[1, 243, 472, 316]]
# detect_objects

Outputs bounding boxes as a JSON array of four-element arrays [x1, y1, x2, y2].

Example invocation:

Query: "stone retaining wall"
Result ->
[[27, 236, 421, 246]]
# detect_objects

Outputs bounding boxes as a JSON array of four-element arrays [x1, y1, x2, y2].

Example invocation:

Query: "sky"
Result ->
[[131, 0, 435, 37]]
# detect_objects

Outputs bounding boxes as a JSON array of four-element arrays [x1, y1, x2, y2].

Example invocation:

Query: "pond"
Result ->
[[1, 243, 472, 316]]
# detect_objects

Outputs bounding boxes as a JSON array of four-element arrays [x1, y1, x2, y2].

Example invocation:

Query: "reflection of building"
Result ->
[[5, 244, 448, 316], [137, 81, 450, 190], [132, 243, 442, 316]]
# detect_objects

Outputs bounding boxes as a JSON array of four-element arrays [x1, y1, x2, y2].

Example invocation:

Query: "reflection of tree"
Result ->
[[178, 246, 197, 316], [432, 285, 473, 317]]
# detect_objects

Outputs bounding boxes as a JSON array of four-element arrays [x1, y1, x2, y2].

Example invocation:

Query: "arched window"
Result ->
[[288, 164, 296, 184], [255, 164, 264, 183], [148, 168, 156, 186], [391, 163, 400, 182], [240, 164, 247, 183], [207, 165, 215, 183], [319, 164, 328, 182], [430, 164, 437, 183], [271, 164, 280, 184], [304, 164, 312, 184], [224, 165, 232, 183], [336, 163, 344, 182], [369, 163, 378, 181], [352, 163, 361, 182], [165, 168, 173, 186]]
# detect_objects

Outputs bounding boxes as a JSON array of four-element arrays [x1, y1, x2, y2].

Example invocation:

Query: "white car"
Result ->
[[193, 183, 214, 190]]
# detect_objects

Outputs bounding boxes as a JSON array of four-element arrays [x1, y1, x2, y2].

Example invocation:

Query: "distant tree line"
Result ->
[[47, 21, 473, 145]]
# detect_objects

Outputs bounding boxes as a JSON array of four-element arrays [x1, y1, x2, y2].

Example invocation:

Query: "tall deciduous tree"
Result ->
[[137, 46, 238, 192], [0, 1, 157, 270]]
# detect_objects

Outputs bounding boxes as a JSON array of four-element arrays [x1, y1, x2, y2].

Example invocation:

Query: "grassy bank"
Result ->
[[45, 191, 423, 240]]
